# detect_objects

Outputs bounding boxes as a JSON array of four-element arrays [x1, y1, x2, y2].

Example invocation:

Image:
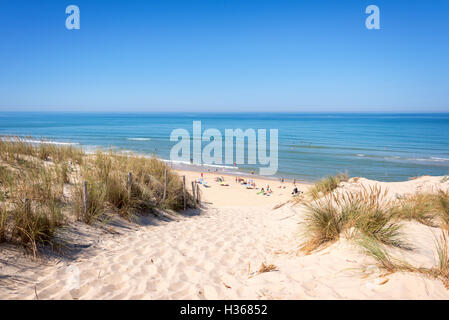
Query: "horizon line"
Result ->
[[1, 111, 449, 115]]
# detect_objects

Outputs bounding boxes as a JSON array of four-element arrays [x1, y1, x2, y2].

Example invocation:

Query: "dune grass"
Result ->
[[74, 151, 189, 223], [308, 172, 348, 200], [0, 157, 65, 258], [0, 136, 191, 257], [394, 190, 449, 229], [0, 136, 84, 165], [301, 185, 407, 253], [300, 174, 449, 289], [301, 181, 449, 254]]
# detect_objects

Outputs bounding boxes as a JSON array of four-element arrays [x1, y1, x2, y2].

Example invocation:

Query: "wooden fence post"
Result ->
[[83, 181, 88, 216], [163, 169, 167, 201], [196, 184, 201, 206], [191, 181, 196, 207], [127, 172, 133, 198], [182, 176, 186, 210]]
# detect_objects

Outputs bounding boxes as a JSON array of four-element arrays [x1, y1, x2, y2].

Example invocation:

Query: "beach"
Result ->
[[2, 168, 449, 300], [178, 170, 304, 207]]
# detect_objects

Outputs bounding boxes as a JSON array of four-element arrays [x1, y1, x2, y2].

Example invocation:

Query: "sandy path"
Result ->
[[0, 203, 297, 299]]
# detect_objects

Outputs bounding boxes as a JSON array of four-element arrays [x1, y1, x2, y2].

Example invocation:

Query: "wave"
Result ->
[[127, 138, 151, 141], [352, 152, 449, 163], [1, 136, 79, 146], [430, 157, 449, 162], [414, 157, 449, 162]]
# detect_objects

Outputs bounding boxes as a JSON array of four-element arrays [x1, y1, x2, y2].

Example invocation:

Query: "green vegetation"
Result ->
[[394, 190, 449, 229], [308, 172, 348, 200], [299, 173, 449, 289], [301, 185, 407, 253], [0, 137, 192, 258]]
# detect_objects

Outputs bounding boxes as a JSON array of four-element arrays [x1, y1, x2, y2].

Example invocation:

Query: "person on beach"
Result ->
[[266, 185, 272, 194]]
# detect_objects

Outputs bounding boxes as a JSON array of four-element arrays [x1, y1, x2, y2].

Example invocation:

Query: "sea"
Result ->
[[1, 112, 448, 182]]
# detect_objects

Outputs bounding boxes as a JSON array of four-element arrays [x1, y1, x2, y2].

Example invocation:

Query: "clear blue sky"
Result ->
[[0, 0, 448, 112]]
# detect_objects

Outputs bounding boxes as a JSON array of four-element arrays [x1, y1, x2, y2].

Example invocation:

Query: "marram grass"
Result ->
[[299, 174, 449, 289], [301, 185, 408, 253], [308, 172, 348, 200], [0, 137, 192, 257]]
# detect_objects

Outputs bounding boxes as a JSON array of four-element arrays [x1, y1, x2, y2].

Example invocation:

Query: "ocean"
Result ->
[[0, 112, 448, 182]]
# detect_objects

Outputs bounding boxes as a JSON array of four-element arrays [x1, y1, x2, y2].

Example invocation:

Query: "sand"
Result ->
[[1, 172, 449, 299]]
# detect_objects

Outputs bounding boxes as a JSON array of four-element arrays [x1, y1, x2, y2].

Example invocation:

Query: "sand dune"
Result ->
[[1, 172, 449, 299]]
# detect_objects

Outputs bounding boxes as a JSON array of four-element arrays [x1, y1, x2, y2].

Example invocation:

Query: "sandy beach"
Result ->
[[1, 169, 449, 300]]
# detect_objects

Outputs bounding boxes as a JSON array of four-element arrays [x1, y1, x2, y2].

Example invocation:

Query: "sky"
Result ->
[[0, 0, 448, 112]]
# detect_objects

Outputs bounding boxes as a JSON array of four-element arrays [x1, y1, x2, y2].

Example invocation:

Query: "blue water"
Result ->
[[0, 112, 448, 182]]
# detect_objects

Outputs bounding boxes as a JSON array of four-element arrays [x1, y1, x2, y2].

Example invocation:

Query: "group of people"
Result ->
[[199, 172, 301, 196]]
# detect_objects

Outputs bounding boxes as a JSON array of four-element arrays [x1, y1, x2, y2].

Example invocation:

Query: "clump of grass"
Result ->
[[301, 185, 407, 253], [308, 172, 348, 200], [11, 199, 64, 258], [301, 193, 345, 253], [0, 159, 65, 257], [347, 187, 408, 249], [395, 193, 439, 227], [10, 165, 65, 257], [395, 190, 449, 229]]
